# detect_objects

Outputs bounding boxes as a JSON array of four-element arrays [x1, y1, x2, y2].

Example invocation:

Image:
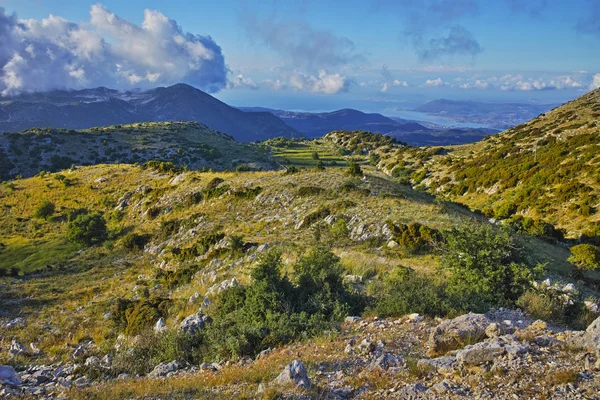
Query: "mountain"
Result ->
[[0, 121, 276, 180], [240, 107, 497, 146], [0, 84, 298, 142], [413, 99, 557, 130], [380, 88, 600, 237]]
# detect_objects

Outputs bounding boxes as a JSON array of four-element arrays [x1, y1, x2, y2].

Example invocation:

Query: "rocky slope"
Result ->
[[3, 310, 600, 399]]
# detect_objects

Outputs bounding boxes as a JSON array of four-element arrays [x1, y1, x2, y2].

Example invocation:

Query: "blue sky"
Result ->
[[0, 0, 598, 112]]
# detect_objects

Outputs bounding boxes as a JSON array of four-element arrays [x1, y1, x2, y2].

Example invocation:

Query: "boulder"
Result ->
[[272, 360, 310, 389], [148, 360, 186, 378], [426, 313, 492, 356], [585, 315, 600, 357], [180, 312, 211, 335], [84, 356, 101, 367], [456, 340, 505, 365], [0, 365, 19, 385]]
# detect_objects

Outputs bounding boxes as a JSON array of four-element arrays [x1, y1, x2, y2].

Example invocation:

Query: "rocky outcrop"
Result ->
[[586, 315, 600, 359], [426, 313, 492, 356], [272, 360, 310, 389], [180, 312, 211, 335]]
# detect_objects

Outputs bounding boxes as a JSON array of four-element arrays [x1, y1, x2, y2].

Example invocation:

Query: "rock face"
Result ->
[[272, 360, 310, 389], [0, 366, 19, 385], [426, 313, 492, 356], [586, 315, 600, 357], [180, 312, 211, 335]]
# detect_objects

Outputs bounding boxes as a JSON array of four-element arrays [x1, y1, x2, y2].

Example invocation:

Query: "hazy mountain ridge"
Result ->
[[241, 106, 497, 145], [0, 84, 298, 142]]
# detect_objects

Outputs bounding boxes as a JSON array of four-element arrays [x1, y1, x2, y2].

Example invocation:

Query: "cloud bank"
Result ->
[[0, 5, 228, 95]]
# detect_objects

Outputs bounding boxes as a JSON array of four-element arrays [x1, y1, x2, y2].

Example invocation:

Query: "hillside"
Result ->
[[0, 84, 298, 142], [378, 88, 600, 238], [414, 99, 556, 129], [0, 121, 276, 180], [241, 107, 497, 146]]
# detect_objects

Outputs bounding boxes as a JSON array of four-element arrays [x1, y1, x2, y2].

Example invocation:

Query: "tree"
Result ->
[[441, 223, 542, 311], [347, 162, 362, 177], [311, 151, 320, 160], [34, 200, 55, 220], [67, 212, 108, 246], [568, 244, 600, 271]]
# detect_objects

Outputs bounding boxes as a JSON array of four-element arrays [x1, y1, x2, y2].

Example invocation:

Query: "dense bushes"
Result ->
[[199, 248, 363, 360], [66, 212, 108, 246], [568, 244, 600, 271], [387, 222, 442, 254], [441, 223, 543, 311], [112, 298, 172, 336]]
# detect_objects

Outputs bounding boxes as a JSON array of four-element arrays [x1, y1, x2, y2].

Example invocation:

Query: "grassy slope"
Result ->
[[0, 121, 275, 179], [375, 88, 600, 237]]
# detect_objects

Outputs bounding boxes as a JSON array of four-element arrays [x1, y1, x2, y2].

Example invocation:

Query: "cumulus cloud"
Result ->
[[459, 79, 490, 89], [591, 74, 600, 90], [289, 70, 351, 94], [423, 77, 447, 87], [0, 5, 227, 95], [227, 74, 258, 90], [393, 80, 408, 87]]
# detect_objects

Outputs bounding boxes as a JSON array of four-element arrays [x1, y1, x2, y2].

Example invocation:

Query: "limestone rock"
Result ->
[[417, 356, 458, 375], [426, 313, 492, 356], [368, 353, 405, 371], [456, 340, 505, 365], [585, 315, 600, 357], [148, 360, 186, 378], [272, 360, 310, 389], [180, 312, 211, 335]]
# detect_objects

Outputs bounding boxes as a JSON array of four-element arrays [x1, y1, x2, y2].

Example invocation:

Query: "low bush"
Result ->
[[387, 221, 442, 254], [66, 212, 108, 246], [112, 298, 172, 336], [34, 200, 55, 220], [568, 244, 600, 271]]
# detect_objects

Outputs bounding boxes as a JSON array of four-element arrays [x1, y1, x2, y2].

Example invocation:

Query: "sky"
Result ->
[[0, 0, 598, 113]]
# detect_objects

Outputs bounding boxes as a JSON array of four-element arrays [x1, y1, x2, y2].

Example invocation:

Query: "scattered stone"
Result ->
[[456, 340, 505, 365], [585, 315, 600, 357], [0, 365, 19, 385], [387, 240, 399, 248], [345, 316, 361, 324], [408, 313, 423, 323], [272, 360, 310, 389], [154, 317, 168, 333], [256, 348, 272, 360], [368, 353, 405, 371], [358, 338, 376, 354], [397, 383, 429, 399], [9, 339, 27, 356], [84, 356, 101, 367], [417, 356, 458, 375]]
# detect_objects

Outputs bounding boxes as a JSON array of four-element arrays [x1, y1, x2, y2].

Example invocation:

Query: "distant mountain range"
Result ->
[[0, 84, 298, 142], [240, 107, 498, 146], [0, 83, 500, 146], [413, 99, 557, 130]]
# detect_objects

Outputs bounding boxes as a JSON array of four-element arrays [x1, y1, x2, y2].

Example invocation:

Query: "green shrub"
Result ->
[[112, 298, 172, 336], [34, 200, 55, 220], [441, 223, 543, 311], [206, 177, 224, 189], [66, 213, 108, 246], [387, 221, 442, 254], [517, 290, 593, 329], [347, 162, 362, 177], [121, 233, 150, 251], [199, 248, 363, 360], [283, 166, 299, 175], [297, 186, 325, 197], [568, 244, 600, 271], [495, 202, 517, 220], [373, 267, 454, 318]]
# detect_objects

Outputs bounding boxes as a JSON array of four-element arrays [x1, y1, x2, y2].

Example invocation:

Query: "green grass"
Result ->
[[0, 236, 79, 273]]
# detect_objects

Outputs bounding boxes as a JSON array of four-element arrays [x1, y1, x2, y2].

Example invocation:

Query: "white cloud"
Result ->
[[423, 77, 447, 87], [590, 74, 600, 90], [393, 79, 408, 87], [460, 79, 491, 90], [227, 74, 258, 90], [289, 70, 350, 94], [0, 5, 227, 95], [380, 82, 389, 93]]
